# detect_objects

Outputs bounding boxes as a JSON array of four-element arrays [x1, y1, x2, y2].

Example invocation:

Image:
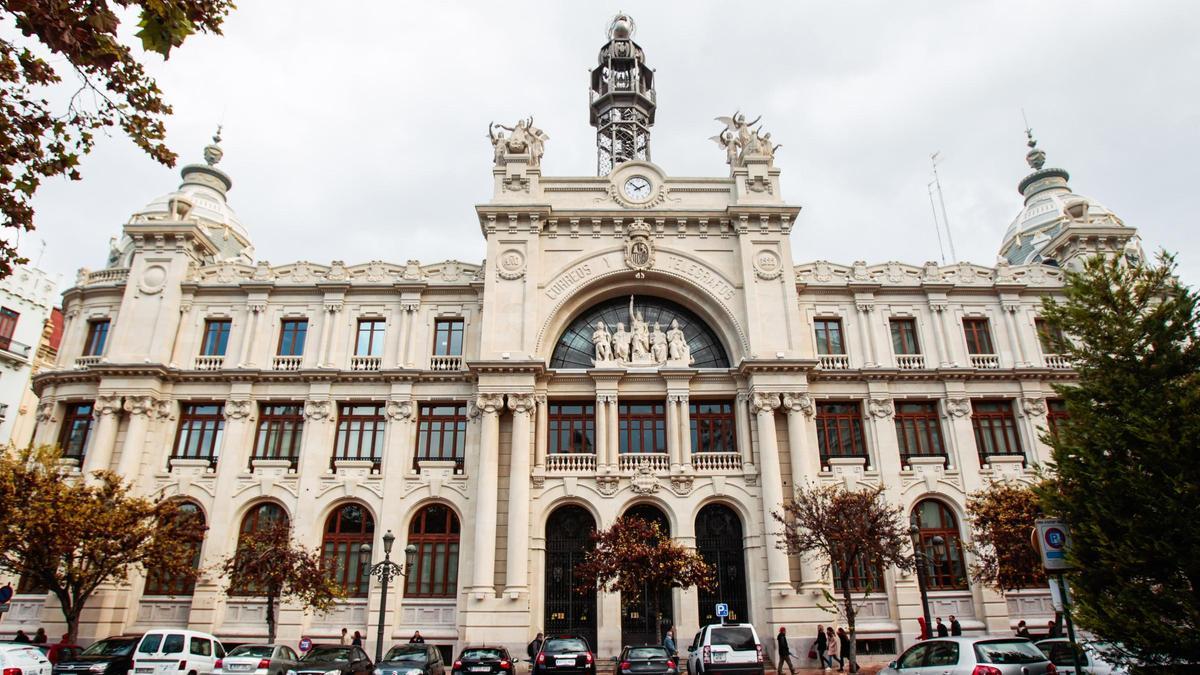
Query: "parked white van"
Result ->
[[132, 629, 226, 675]]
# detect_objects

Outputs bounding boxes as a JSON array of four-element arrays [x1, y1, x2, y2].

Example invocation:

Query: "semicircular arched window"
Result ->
[[551, 296, 730, 369]]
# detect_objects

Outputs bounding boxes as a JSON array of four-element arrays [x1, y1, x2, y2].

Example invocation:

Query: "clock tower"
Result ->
[[589, 13, 657, 176]]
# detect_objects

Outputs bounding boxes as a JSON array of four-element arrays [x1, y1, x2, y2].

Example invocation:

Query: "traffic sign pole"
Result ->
[[1055, 574, 1082, 675], [1034, 519, 1082, 675]]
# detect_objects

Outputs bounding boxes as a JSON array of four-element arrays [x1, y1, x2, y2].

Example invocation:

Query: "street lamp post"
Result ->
[[908, 526, 946, 640], [361, 531, 418, 663]]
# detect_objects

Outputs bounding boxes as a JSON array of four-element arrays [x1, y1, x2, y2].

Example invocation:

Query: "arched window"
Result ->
[[551, 296, 730, 369], [404, 504, 460, 598], [322, 504, 374, 597], [145, 501, 206, 596], [232, 502, 288, 596], [911, 499, 968, 590]]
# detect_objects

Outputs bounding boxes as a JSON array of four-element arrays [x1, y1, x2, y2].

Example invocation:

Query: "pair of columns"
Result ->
[[78, 394, 170, 484], [588, 392, 693, 469], [470, 392, 536, 599]]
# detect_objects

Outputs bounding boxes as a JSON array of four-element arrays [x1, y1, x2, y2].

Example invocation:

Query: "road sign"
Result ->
[[715, 603, 729, 618], [0, 583, 12, 605], [299, 637, 312, 653], [1035, 518, 1073, 571]]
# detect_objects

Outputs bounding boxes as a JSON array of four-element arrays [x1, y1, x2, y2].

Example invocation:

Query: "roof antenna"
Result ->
[[930, 151, 957, 263], [926, 180, 947, 265]]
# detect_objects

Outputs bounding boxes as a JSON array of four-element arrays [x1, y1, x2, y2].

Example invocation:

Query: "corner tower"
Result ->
[[589, 13, 656, 176]]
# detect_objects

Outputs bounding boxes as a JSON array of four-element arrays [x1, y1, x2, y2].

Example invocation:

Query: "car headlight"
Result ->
[[326, 670, 343, 675], [405, 670, 423, 675], [89, 665, 109, 673]]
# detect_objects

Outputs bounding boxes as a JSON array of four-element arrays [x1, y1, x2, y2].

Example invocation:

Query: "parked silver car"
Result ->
[[216, 644, 300, 675], [1035, 639, 1128, 675], [881, 637, 1056, 675]]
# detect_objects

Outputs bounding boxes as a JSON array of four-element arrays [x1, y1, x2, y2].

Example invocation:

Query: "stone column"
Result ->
[[930, 302, 954, 367], [594, 394, 607, 468], [678, 393, 693, 471], [505, 394, 535, 597], [751, 392, 791, 593], [1002, 303, 1029, 367], [534, 394, 548, 470], [781, 392, 822, 590], [605, 395, 620, 469], [384, 398, 415, 476], [666, 394, 680, 470], [82, 394, 122, 474], [470, 393, 504, 597], [734, 393, 754, 469], [400, 301, 420, 367], [238, 303, 265, 367], [115, 396, 161, 480], [857, 301, 879, 367], [320, 301, 343, 367], [926, 305, 948, 368], [943, 396, 983, 488]]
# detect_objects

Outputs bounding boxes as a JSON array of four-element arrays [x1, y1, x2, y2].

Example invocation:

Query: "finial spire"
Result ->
[[1024, 126, 1046, 170], [203, 125, 224, 166]]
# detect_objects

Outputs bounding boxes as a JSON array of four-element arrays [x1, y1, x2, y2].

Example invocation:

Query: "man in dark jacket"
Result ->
[[815, 625, 827, 669], [935, 617, 949, 637], [775, 627, 794, 675], [949, 615, 962, 636], [527, 632, 544, 660]]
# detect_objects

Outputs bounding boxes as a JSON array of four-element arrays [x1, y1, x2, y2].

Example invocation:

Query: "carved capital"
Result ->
[[324, 302, 344, 314], [944, 397, 971, 418], [93, 394, 123, 418], [781, 392, 814, 417], [507, 393, 536, 416], [247, 302, 267, 314], [400, 301, 421, 313], [856, 302, 875, 313], [667, 392, 689, 405], [153, 398, 176, 421], [35, 400, 56, 423], [750, 392, 780, 415], [224, 399, 253, 420], [123, 395, 157, 417], [303, 399, 333, 421], [868, 397, 894, 420], [386, 399, 414, 421], [929, 303, 948, 313], [1021, 397, 1047, 417], [1002, 303, 1021, 314], [596, 393, 618, 405], [475, 393, 505, 416]]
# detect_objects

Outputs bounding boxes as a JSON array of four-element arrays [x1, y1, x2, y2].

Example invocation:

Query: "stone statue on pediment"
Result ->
[[592, 321, 614, 364], [629, 297, 651, 361], [651, 322, 668, 363], [667, 319, 692, 364], [490, 117, 549, 167], [611, 322, 631, 362], [712, 111, 779, 167]]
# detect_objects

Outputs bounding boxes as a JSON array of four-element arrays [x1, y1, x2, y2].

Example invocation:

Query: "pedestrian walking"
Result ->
[[836, 628, 851, 673], [340, 628, 350, 645], [32, 628, 47, 644], [825, 627, 841, 672], [935, 617, 948, 637], [949, 615, 961, 637], [527, 632, 544, 660], [663, 627, 677, 660], [13, 630, 30, 643], [1015, 620, 1031, 639], [409, 631, 425, 644], [351, 630, 363, 647], [1047, 619, 1061, 638], [815, 624, 828, 670], [775, 627, 794, 675]]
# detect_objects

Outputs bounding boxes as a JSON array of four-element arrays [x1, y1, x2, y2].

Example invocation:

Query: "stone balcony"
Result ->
[[1043, 353, 1072, 369], [818, 354, 851, 370], [969, 353, 1000, 369], [429, 354, 463, 371], [350, 355, 382, 371], [272, 355, 303, 371], [194, 355, 224, 371], [895, 354, 925, 370]]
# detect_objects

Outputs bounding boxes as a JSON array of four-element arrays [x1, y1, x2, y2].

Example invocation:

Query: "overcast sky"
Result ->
[[17, 1, 1200, 291]]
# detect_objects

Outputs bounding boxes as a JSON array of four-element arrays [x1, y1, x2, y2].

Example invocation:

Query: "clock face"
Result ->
[[623, 176, 652, 201]]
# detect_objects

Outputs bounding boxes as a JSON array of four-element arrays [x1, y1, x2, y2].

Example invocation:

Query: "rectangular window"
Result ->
[[277, 319, 307, 356], [84, 319, 110, 356], [971, 400, 1023, 462], [253, 404, 305, 466], [813, 318, 845, 355], [1035, 318, 1064, 354], [334, 403, 386, 466], [172, 403, 225, 466], [59, 402, 94, 461], [689, 401, 736, 454], [200, 319, 232, 356], [894, 401, 945, 463], [619, 402, 668, 454], [355, 319, 385, 357], [548, 402, 595, 454], [815, 401, 867, 464], [962, 318, 994, 354], [1046, 399, 1069, 438], [833, 558, 884, 593], [415, 403, 468, 469], [433, 319, 465, 356], [0, 306, 17, 350], [889, 318, 920, 355]]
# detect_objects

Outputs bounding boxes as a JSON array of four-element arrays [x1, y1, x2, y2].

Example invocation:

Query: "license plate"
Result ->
[[228, 666, 254, 672], [556, 658, 575, 666], [136, 669, 153, 674], [713, 654, 726, 663]]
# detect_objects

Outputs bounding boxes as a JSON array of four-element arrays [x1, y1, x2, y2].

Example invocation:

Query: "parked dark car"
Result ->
[[534, 637, 595, 675], [614, 647, 676, 675], [376, 644, 445, 675], [52, 635, 142, 675], [451, 646, 514, 675], [292, 645, 373, 675]]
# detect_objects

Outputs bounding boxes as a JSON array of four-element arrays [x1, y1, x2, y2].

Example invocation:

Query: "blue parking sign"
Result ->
[[715, 603, 729, 618]]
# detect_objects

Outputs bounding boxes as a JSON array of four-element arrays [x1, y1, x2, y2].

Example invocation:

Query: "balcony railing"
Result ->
[[1043, 354, 1072, 369], [350, 355, 382, 372], [895, 354, 925, 370], [969, 354, 1000, 369], [194, 355, 225, 371], [429, 355, 463, 371], [84, 268, 129, 285], [818, 354, 851, 370], [619, 452, 670, 472], [272, 355, 303, 371], [0, 338, 31, 358], [692, 452, 741, 471], [546, 453, 597, 473], [75, 355, 101, 368]]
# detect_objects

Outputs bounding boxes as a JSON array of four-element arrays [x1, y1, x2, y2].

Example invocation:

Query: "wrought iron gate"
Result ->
[[545, 506, 597, 651], [696, 504, 749, 625]]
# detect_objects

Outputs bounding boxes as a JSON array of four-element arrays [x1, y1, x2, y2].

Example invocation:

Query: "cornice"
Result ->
[[736, 358, 819, 375], [466, 359, 547, 376]]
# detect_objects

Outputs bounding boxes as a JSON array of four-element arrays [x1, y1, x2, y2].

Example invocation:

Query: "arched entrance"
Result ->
[[621, 503, 673, 647], [545, 505, 597, 651], [695, 504, 749, 625]]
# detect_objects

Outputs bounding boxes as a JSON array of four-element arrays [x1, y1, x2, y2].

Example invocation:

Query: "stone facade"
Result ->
[[7, 13, 1142, 666], [0, 264, 58, 444]]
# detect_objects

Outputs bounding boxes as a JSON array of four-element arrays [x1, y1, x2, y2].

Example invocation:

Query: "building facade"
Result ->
[[0, 264, 59, 445], [9, 13, 1144, 663]]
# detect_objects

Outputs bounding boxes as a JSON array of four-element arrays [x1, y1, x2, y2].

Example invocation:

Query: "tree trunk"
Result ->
[[266, 592, 277, 644], [53, 589, 81, 644], [841, 586, 858, 674]]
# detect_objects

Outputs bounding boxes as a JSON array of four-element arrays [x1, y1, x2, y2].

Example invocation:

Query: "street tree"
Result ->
[[1037, 253, 1200, 666], [574, 515, 713, 636], [221, 520, 344, 643], [966, 482, 1046, 593], [774, 483, 914, 673], [0, 445, 205, 642], [0, 0, 234, 277]]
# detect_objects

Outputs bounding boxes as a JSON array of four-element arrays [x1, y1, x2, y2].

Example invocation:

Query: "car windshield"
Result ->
[[302, 647, 351, 662], [82, 639, 137, 657], [710, 628, 755, 651], [1040, 642, 1086, 667], [626, 648, 668, 660], [975, 640, 1046, 665], [544, 639, 588, 654], [137, 635, 163, 655], [460, 650, 503, 661], [383, 648, 427, 662], [229, 646, 274, 659]]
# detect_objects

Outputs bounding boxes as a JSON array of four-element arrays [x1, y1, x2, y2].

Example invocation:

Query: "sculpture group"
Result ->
[[488, 117, 549, 167], [592, 296, 693, 367], [711, 111, 780, 166]]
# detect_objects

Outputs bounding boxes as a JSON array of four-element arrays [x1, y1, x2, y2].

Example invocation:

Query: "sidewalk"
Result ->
[[765, 666, 886, 675]]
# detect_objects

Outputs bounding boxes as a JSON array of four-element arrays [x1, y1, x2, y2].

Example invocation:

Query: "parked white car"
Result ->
[[1, 643, 54, 675], [1036, 639, 1129, 675], [685, 624, 764, 675], [132, 629, 226, 675]]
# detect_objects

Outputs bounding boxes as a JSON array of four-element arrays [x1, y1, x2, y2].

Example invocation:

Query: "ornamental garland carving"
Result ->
[[497, 249, 526, 280], [596, 474, 620, 497], [1021, 397, 1047, 417], [868, 398, 894, 420], [945, 398, 971, 418], [753, 249, 782, 280], [93, 395, 122, 418], [386, 399, 414, 421], [225, 400, 253, 420], [670, 475, 694, 496], [630, 461, 661, 495], [781, 392, 814, 417], [304, 399, 333, 421], [751, 392, 781, 415]]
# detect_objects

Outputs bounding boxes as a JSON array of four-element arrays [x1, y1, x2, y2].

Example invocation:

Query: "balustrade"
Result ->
[[619, 452, 670, 472], [429, 355, 463, 371], [692, 452, 741, 471], [1043, 354, 1071, 369], [895, 354, 925, 370], [969, 354, 1000, 369], [546, 453, 597, 473], [272, 355, 303, 371], [193, 355, 224, 371], [818, 354, 851, 370], [350, 355, 382, 371]]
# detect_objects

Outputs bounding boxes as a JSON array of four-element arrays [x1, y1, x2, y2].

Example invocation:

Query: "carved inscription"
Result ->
[[662, 254, 736, 301], [545, 262, 595, 300]]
